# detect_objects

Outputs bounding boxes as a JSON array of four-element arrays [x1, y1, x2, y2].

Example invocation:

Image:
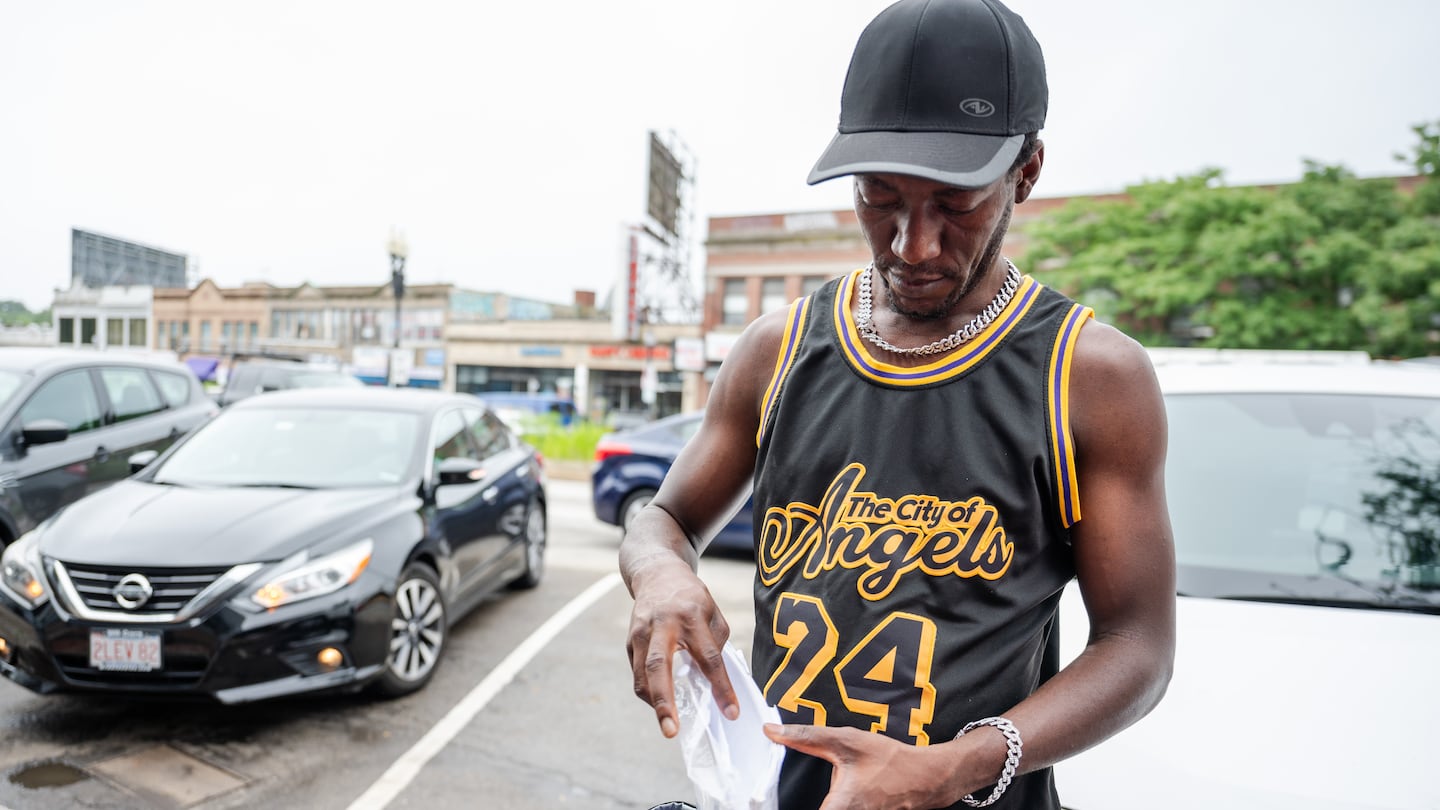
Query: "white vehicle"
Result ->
[[1057, 351, 1440, 809]]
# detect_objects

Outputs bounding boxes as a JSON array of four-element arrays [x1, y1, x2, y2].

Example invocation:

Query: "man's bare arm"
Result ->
[[620, 307, 789, 737], [988, 321, 1176, 773]]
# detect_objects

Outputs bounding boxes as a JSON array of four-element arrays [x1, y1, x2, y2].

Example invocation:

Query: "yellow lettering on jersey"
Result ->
[[865, 648, 897, 682], [757, 463, 1014, 600]]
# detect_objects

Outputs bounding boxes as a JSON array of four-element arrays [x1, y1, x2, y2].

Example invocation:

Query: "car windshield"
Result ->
[[1168, 392, 1440, 612], [151, 407, 421, 489], [0, 370, 23, 411], [489, 406, 528, 433]]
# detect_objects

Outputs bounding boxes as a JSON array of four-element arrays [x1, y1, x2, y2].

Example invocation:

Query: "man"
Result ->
[[621, 0, 1176, 807]]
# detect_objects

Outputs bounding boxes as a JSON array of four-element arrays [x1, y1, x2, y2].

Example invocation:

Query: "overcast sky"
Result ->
[[2, 0, 1437, 313]]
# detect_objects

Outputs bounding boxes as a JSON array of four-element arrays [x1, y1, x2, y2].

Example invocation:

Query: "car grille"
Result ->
[[59, 564, 231, 616]]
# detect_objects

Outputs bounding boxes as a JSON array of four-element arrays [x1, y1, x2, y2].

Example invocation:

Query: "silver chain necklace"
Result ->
[[855, 260, 1022, 357]]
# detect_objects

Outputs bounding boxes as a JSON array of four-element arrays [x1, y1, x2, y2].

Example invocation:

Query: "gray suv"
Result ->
[[0, 348, 216, 549]]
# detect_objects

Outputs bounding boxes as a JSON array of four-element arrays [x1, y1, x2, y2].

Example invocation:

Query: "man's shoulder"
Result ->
[[730, 298, 817, 363], [1072, 319, 1154, 383], [1067, 320, 1166, 443]]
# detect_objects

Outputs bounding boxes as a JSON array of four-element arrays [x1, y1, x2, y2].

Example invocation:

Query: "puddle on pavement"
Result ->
[[8, 761, 92, 789]]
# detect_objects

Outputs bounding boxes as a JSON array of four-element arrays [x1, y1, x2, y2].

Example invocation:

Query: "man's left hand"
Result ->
[[763, 723, 968, 810]]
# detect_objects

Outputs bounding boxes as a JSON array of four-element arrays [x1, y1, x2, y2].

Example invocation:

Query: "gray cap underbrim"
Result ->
[[807, 130, 1024, 188]]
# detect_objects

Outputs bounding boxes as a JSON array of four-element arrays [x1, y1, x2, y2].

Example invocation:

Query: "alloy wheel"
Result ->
[[389, 576, 445, 682]]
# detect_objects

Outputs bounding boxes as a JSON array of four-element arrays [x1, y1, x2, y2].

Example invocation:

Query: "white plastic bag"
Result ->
[[671, 642, 784, 810]]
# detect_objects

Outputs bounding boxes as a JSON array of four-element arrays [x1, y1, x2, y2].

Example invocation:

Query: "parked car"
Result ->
[[603, 408, 653, 432], [0, 387, 547, 703], [0, 348, 216, 552], [591, 411, 753, 554], [215, 358, 363, 407], [1055, 353, 1440, 809]]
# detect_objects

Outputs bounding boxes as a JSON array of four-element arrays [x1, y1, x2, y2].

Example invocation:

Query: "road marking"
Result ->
[[345, 572, 623, 810]]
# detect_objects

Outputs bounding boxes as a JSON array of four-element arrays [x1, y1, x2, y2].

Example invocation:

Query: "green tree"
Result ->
[[0, 301, 51, 328], [1024, 122, 1440, 357]]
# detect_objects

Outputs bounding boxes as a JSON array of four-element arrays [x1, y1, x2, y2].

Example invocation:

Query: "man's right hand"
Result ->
[[624, 547, 739, 738]]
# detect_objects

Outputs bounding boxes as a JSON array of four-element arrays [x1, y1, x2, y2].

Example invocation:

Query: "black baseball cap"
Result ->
[[807, 0, 1047, 189]]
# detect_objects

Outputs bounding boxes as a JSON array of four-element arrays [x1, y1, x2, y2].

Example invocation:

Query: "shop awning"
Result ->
[[185, 356, 221, 382]]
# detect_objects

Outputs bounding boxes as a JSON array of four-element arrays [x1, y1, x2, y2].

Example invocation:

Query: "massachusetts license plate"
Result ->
[[89, 628, 163, 672]]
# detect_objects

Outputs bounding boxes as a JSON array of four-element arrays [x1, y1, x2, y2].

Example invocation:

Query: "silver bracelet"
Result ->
[[954, 716, 1023, 807]]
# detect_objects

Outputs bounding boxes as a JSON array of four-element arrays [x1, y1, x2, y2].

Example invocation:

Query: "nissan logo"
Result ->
[[113, 574, 154, 610], [960, 98, 995, 117]]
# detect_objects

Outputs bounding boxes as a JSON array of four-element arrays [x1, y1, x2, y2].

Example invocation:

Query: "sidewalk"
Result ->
[[544, 459, 591, 482]]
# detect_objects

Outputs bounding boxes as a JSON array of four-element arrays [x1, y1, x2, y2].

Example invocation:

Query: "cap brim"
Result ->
[[806, 131, 1023, 189]]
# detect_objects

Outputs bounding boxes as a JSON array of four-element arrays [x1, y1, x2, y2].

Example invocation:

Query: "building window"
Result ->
[[249, 322, 258, 345], [155, 320, 167, 348], [721, 279, 748, 325], [59, 318, 75, 344], [802, 275, 828, 296], [129, 318, 146, 347], [760, 278, 788, 315], [221, 321, 233, 348], [358, 310, 379, 344], [106, 318, 124, 347], [200, 320, 212, 349], [81, 318, 97, 346]]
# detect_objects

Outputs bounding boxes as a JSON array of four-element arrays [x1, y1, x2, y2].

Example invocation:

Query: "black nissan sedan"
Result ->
[[0, 387, 546, 703]]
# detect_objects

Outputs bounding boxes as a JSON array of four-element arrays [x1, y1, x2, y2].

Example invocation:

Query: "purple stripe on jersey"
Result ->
[[1052, 305, 1088, 526], [762, 297, 809, 426]]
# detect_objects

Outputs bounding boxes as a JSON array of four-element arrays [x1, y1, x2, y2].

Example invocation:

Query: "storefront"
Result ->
[[444, 319, 700, 422]]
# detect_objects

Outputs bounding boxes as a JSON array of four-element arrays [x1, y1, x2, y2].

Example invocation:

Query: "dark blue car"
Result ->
[[590, 411, 753, 555]]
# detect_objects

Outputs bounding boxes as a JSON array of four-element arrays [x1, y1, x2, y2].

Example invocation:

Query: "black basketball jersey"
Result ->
[[750, 268, 1092, 810]]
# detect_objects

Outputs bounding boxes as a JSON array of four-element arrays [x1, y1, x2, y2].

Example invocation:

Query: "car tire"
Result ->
[[509, 498, 546, 590], [374, 562, 447, 698], [619, 489, 656, 535]]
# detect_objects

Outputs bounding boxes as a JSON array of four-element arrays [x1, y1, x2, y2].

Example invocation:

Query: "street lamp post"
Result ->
[[388, 231, 408, 386]]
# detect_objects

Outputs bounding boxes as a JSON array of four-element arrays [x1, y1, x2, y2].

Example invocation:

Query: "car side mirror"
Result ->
[[128, 449, 160, 474], [20, 419, 68, 448], [435, 457, 486, 487]]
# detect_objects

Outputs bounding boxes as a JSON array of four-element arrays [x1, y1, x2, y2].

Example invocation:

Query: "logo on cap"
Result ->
[[960, 98, 995, 117]]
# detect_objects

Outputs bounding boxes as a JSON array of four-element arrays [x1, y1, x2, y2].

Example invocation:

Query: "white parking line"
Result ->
[[345, 572, 623, 810]]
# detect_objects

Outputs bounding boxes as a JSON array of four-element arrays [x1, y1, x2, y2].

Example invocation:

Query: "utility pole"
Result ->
[[388, 230, 407, 386]]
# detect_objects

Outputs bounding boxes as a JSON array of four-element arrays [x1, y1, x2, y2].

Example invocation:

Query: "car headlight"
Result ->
[[0, 532, 49, 608], [250, 539, 372, 610]]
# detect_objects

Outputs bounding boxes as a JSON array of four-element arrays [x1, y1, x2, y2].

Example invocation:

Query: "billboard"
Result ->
[[71, 229, 186, 289], [646, 131, 683, 240]]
